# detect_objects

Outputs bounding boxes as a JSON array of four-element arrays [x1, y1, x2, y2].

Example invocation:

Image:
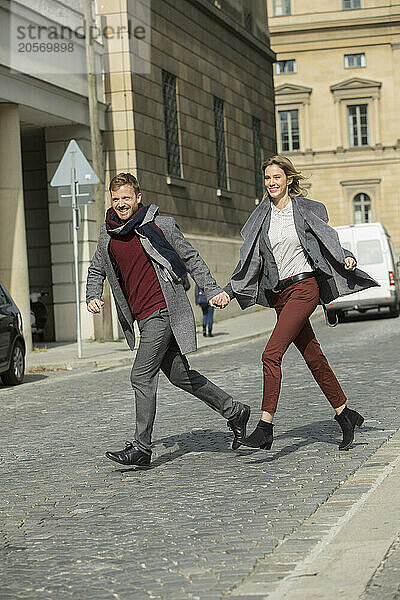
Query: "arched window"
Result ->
[[353, 193, 372, 224]]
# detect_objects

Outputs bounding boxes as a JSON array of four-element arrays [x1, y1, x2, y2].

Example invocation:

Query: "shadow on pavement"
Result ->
[[114, 429, 233, 472], [0, 373, 48, 388], [23, 373, 48, 383], [197, 331, 230, 338], [111, 421, 383, 472], [243, 419, 382, 464]]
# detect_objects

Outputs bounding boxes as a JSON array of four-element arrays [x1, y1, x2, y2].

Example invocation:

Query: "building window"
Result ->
[[273, 0, 291, 16], [162, 71, 181, 178], [344, 53, 366, 69], [278, 109, 300, 152], [276, 59, 297, 74], [343, 0, 361, 9], [331, 79, 381, 148], [353, 193, 372, 223], [252, 117, 264, 200], [243, 8, 253, 33], [348, 104, 369, 147], [213, 97, 228, 190]]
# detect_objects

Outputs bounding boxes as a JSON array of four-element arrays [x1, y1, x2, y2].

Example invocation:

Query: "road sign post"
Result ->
[[50, 140, 99, 359], [71, 168, 82, 359]]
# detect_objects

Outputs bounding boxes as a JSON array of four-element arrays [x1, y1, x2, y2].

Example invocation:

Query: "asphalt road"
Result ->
[[1, 310, 400, 599]]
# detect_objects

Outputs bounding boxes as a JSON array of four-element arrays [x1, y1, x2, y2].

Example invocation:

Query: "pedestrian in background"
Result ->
[[195, 284, 215, 337], [86, 173, 250, 468], [212, 155, 377, 451]]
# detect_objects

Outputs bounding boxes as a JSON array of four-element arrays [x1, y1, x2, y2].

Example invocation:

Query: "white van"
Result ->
[[325, 222, 400, 321]]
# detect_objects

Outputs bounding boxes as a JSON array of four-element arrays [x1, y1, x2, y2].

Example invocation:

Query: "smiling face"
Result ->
[[111, 184, 142, 221], [264, 164, 293, 202]]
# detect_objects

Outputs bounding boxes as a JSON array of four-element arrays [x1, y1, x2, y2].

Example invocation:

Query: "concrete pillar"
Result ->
[[304, 100, 312, 151], [373, 97, 381, 146], [0, 104, 32, 351], [335, 100, 343, 150]]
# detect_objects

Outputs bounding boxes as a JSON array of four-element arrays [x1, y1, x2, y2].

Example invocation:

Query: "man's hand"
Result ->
[[344, 257, 357, 271], [87, 298, 104, 313], [210, 291, 230, 309]]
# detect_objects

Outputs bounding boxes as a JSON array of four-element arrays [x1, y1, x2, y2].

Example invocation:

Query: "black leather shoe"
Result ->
[[228, 404, 251, 449], [242, 421, 274, 449], [105, 441, 151, 467], [334, 406, 364, 450]]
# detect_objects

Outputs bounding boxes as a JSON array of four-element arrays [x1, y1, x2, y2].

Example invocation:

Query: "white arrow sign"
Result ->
[[50, 139, 99, 187], [49, 139, 100, 360]]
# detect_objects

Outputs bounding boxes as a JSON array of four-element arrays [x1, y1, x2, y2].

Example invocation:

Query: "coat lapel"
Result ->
[[292, 198, 308, 249], [239, 198, 271, 262], [295, 197, 345, 263], [261, 209, 273, 252]]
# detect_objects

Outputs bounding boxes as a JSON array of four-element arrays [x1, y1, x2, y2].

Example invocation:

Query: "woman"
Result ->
[[195, 283, 215, 336], [218, 155, 377, 451]]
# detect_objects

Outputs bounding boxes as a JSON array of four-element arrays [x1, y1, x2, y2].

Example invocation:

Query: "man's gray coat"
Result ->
[[86, 205, 223, 355], [226, 195, 378, 309]]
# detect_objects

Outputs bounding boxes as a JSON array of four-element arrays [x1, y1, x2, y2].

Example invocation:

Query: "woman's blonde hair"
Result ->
[[262, 155, 308, 197]]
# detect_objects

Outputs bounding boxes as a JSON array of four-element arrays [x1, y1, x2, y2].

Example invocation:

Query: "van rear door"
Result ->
[[334, 224, 389, 307], [354, 226, 390, 296]]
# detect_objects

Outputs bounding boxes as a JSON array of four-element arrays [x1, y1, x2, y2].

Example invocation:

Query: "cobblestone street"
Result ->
[[2, 313, 400, 599]]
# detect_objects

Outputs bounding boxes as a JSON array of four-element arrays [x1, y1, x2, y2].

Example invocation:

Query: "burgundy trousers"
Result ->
[[261, 276, 347, 413]]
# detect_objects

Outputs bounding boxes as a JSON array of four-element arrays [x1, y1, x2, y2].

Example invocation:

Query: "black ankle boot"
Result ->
[[334, 406, 364, 450], [202, 326, 207, 337], [241, 420, 274, 449]]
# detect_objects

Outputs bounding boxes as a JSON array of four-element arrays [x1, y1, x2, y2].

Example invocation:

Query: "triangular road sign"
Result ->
[[50, 139, 100, 187]]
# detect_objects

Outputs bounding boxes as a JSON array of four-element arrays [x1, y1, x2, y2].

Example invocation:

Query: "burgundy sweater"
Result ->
[[109, 221, 166, 321]]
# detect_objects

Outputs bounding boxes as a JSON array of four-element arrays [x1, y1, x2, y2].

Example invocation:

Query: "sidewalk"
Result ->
[[229, 427, 400, 600], [26, 307, 324, 372]]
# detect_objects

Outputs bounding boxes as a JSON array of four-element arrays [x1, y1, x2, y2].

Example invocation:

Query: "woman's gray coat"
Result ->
[[225, 195, 378, 309], [86, 205, 223, 355]]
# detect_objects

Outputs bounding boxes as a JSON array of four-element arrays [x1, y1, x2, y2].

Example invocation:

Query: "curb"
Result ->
[[26, 356, 135, 374]]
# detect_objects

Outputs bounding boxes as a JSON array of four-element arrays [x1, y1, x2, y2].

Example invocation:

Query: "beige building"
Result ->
[[267, 0, 400, 253], [1, 0, 276, 348]]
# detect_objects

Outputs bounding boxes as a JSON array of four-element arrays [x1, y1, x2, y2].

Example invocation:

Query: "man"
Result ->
[[86, 173, 250, 467]]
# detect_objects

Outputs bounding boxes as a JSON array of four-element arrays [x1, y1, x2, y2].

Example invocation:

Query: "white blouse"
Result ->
[[268, 200, 313, 280]]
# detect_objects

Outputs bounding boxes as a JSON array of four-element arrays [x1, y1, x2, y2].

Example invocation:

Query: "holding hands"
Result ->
[[344, 257, 357, 271], [209, 291, 230, 309]]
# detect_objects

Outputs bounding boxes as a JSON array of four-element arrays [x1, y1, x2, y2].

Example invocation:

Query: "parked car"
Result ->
[[325, 222, 400, 322], [0, 282, 26, 385]]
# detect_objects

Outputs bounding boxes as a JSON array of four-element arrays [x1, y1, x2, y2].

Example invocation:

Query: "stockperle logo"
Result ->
[[9, 0, 151, 76]]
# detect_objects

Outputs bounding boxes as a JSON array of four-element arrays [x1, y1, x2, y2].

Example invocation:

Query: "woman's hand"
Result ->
[[344, 257, 357, 271], [209, 291, 230, 309]]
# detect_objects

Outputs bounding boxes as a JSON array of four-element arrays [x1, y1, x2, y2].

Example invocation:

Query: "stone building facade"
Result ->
[[267, 0, 400, 252], [0, 0, 276, 348], [99, 0, 276, 324]]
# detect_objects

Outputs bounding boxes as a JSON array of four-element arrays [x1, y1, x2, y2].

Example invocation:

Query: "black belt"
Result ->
[[273, 272, 315, 293]]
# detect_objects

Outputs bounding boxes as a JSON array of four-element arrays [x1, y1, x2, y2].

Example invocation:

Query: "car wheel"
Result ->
[[1, 340, 25, 385], [389, 304, 400, 318]]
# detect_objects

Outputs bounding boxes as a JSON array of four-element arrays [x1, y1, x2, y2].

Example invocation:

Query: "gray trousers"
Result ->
[[131, 308, 239, 453]]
